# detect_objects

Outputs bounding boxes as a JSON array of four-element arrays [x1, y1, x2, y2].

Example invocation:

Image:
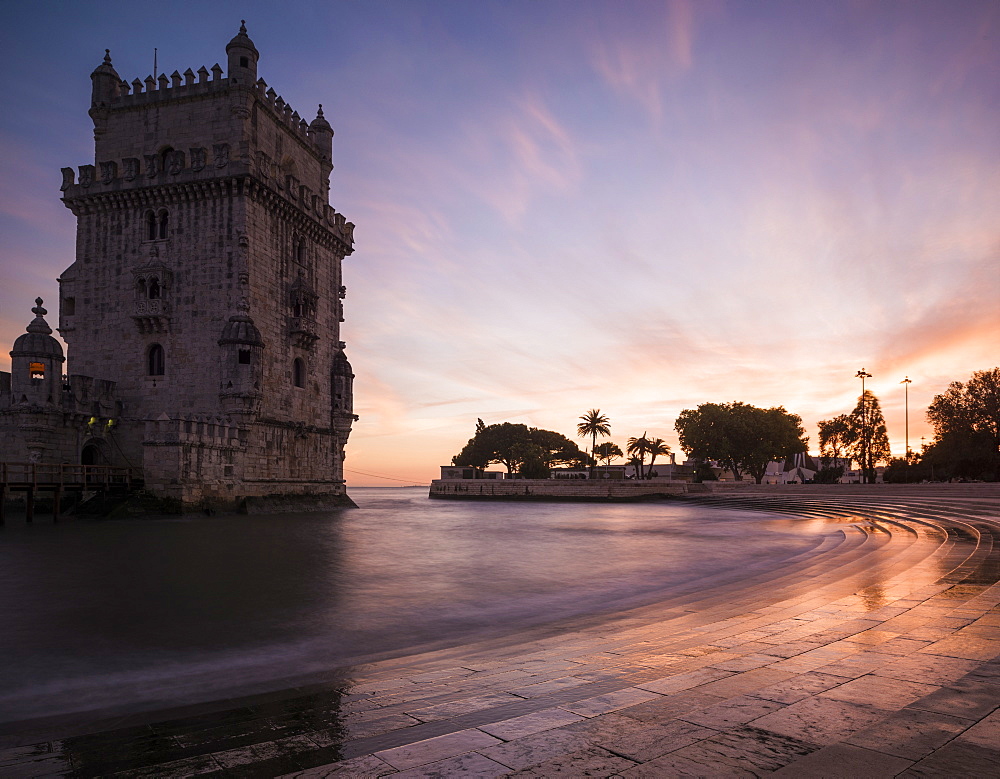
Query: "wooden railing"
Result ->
[[0, 462, 138, 489]]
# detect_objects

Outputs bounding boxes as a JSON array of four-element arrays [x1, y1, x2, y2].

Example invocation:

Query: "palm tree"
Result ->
[[577, 409, 611, 477], [626, 433, 650, 479], [594, 441, 623, 466], [645, 438, 672, 479]]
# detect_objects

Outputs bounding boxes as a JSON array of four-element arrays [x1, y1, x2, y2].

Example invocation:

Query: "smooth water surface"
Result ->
[[0, 488, 834, 723]]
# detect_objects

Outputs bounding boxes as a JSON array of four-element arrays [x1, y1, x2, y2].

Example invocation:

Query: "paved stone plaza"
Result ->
[[2, 486, 998, 777]]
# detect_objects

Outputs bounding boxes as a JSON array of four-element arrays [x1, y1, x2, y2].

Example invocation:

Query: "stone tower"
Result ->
[[52, 23, 357, 509]]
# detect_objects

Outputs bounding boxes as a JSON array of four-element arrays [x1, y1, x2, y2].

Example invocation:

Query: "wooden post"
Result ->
[[52, 487, 61, 522], [25, 487, 34, 523]]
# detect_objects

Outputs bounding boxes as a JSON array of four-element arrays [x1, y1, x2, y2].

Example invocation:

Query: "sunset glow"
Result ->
[[1, 1, 997, 485]]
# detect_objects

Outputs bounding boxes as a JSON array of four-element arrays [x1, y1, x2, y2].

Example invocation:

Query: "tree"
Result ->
[[674, 402, 808, 484], [644, 437, 672, 479], [626, 434, 650, 479], [926, 368, 1000, 481], [452, 422, 531, 473], [818, 415, 852, 467], [847, 390, 890, 483], [452, 421, 588, 475], [529, 428, 591, 470], [577, 409, 611, 476], [593, 441, 623, 466]]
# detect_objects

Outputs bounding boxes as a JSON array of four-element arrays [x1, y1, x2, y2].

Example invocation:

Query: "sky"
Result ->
[[1, 1, 997, 486]]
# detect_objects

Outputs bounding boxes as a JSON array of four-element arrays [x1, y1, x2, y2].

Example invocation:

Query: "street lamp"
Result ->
[[901, 376, 912, 462], [856, 369, 872, 483]]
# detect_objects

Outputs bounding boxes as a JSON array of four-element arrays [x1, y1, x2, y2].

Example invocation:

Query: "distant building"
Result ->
[[1, 25, 357, 511], [439, 466, 503, 480]]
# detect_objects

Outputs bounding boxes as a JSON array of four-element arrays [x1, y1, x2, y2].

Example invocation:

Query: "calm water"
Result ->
[[0, 488, 834, 723]]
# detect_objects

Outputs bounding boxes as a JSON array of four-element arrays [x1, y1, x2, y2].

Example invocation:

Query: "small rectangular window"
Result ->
[[63, 297, 76, 316], [29, 362, 45, 380], [238, 349, 251, 365]]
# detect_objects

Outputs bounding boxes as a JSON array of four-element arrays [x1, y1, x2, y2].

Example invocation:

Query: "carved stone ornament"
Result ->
[[100, 161, 118, 185], [167, 150, 184, 175], [144, 154, 159, 178], [213, 143, 230, 168], [123, 157, 139, 181], [190, 147, 206, 172], [78, 165, 95, 187], [60, 167, 75, 191]]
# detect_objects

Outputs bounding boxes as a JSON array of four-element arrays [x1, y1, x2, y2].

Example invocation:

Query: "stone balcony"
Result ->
[[289, 314, 319, 349]]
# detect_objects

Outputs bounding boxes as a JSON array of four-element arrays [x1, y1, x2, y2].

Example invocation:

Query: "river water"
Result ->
[[0, 488, 834, 724]]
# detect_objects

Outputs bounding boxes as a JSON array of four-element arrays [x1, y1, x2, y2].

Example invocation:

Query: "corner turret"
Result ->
[[309, 105, 334, 160], [226, 20, 259, 85], [89, 50, 120, 138], [90, 49, 120, 107], [9, 298, 64, 405]]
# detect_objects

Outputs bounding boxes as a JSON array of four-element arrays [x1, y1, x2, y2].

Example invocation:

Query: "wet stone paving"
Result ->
[[2, 488, 999, 777]]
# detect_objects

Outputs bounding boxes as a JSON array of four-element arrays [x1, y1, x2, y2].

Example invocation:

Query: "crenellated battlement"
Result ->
[[104, 68, 319, 150], [112, 62, 227, 104]]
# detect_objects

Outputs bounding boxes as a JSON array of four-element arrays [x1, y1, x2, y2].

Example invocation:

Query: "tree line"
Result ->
[[451, 367, 999, 483]]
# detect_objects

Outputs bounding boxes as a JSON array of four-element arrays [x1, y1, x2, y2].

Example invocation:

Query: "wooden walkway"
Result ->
[[0, 462, 138, 524]]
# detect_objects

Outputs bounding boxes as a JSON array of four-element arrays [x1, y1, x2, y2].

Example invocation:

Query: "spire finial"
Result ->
[[25, 297, 53, 335], [104, 49, 112, 65], [240, 19, 247, 34], [317, 103, 324, 117]]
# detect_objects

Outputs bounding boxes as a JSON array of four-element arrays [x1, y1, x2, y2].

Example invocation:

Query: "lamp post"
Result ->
[[901, 376, 912, 463], [856, 369, 872, 483]]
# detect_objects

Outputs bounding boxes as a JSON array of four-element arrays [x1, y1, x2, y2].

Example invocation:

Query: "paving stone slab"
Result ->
[[771, 742, 914, 777], [565, 712, 714, 762], [477, 707, 585, 741], [845, 708, 975, 760], [665, 725, 821, 774], [373, 728, 502, 771], [749, 696, 887, 745]]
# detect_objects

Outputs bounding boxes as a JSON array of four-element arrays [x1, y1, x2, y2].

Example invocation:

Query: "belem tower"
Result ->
[[0, 23, 358, 511]]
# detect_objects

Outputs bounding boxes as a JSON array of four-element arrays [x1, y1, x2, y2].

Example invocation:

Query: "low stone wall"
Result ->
[[429, 479, 688, 501]]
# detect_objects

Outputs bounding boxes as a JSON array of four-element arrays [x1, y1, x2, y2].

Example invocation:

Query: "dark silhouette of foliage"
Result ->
[[846, 390, 891, 483], [814, 465, 844, 484], [577, 409, 611, 476], [675, 402, 807, 484], [452, 421, 588, 474], [926, 367, 1000, 481], [593, 441, 623, 465], [818, 415, 852, 467]]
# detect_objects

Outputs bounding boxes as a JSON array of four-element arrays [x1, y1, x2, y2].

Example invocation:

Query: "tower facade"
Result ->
[[44, 24, 357, 509]]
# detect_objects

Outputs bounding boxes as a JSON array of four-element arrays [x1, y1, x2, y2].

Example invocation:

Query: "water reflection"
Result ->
[[0, 488, 830, 723]]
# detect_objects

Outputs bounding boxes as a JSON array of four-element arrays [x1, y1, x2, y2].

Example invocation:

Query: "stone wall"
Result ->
[[429, 479, 689, 501]]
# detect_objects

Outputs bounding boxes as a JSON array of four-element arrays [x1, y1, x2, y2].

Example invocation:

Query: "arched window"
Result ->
[[159, 146, 174, 172], [148, 344, 165, 376], [157, 210, 168, 239], [293, 357, 305, 388], [238, 348, 251, 365], [148, 277, 160, 299], [146, 211, 157, 241], [295, 238, 305, 264], [136, 277, 147, 297]]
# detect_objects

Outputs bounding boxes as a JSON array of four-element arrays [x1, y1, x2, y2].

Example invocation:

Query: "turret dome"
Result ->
[[332, 349, 353, 376], [11, 298, 64, 359], [226, 20, 259, 59], [219, 312, 264, 347]]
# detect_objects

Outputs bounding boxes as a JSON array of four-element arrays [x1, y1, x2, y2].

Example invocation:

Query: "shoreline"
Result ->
[[2, 486, 998, 776]]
